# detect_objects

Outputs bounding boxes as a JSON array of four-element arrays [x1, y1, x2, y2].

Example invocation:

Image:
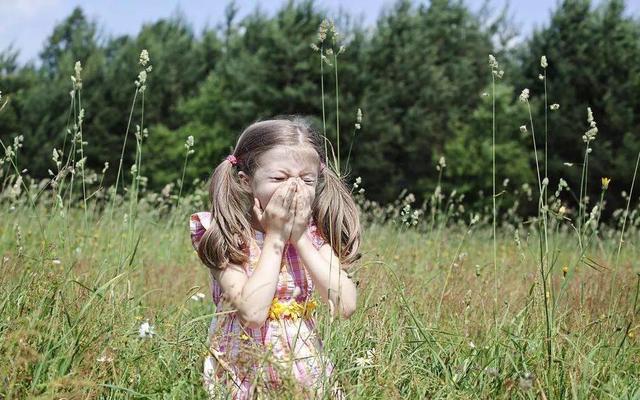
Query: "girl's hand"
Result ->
[[253, 179, 298, 241], [290, 178, 313, 244]]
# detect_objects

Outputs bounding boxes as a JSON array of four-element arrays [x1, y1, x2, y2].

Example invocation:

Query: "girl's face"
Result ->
[[239, 145, 321, 216]]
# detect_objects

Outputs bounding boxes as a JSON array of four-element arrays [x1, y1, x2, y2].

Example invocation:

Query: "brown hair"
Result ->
[[197, 116, 361, 271]]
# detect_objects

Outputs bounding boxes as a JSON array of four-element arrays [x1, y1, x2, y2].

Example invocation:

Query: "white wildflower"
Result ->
[[10, 175, 22, 198], [488, 54, 498, 69], [587, 107, 595, 126], [161, 183, 173, 197], [583, 107, 598, 143], [139, 49, 150, 66], [74, 61, 82, 79], [138, 320, 155, 338], [191, 292, 206, 301], [318, 19, 329, 43], [550, 103, 559, 110], [540, 55, 548, 68], [185, 135, 195, 154], [355, 348, 375, 367], [355, 357, 371, 367], [97, 353, 114, 363], [519, 372, 534, 391], [73, 61, 83, 89], [519, 88, 530, 103], [538, 74, 545, 81], [13, 135, 23, 149], [136, 70, 147, 87], [470, 214, 480, 225], [520, 125, 527, 134]]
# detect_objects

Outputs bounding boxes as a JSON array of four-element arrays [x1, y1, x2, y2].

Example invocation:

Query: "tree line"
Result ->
[[1, 0, 639, 217]]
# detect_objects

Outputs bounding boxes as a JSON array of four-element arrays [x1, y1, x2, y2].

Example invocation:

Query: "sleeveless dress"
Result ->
[[189, 212, 342, 399]]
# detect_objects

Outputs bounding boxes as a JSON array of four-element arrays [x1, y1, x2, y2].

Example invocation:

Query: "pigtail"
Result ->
[[312, 163, 362, 268], [197, 156, 253, 270]]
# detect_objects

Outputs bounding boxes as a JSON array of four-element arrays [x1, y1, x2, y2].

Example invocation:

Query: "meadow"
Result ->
[[2, 21, 640, 400]]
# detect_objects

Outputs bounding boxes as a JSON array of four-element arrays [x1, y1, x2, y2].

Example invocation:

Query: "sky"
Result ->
[[1, 0, 639, 66]]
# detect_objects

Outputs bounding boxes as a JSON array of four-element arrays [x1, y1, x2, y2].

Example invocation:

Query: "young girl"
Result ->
[[189, 117, 361, 399]]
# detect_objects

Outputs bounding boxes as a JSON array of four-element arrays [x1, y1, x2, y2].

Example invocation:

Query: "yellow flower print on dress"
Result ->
[[268, 298, 318, 320]]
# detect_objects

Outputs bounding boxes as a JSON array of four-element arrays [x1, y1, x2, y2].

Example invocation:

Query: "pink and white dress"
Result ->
[[189, 212, 343, 399]]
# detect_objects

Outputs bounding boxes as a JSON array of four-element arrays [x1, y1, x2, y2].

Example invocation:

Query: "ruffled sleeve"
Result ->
[[190, 211, 224, 304], [190, 211, 212, 251], [307, 220, 326, 249]]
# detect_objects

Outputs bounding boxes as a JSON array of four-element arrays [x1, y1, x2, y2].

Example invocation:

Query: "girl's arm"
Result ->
[[292, 235, 357, 319], [288, 178, 357, 319], [212, 180, 299, 329], [211, 233, 287, 329]]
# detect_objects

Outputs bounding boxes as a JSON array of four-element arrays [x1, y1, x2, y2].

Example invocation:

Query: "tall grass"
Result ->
[[1, 23, 640, 400]]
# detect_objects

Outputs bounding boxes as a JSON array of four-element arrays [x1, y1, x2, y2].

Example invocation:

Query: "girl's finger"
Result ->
[[274, 180, 291, 201], [283, 180, 297, 210], [292, 191, 299, 212], [293, 191, 302, 217]]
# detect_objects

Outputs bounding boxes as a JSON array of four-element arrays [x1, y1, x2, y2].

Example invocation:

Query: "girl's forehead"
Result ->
[[257, 145, 320, 172]]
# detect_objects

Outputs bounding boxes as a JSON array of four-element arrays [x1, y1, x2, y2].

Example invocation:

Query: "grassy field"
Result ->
[[0, 192, 638, 398], [1, 44, 640, 398]]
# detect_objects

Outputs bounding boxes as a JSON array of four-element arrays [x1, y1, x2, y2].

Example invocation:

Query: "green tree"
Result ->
[[355, 0, 494, 204], [444, 82, 535, 212], [150, 0, 367, 191], [518, 0, 640, 213]]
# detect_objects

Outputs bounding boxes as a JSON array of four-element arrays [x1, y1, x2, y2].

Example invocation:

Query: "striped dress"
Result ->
[[190, 212, 341, 399]]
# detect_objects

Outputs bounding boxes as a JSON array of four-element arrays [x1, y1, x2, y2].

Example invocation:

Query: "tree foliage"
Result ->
[[1, 0, 639, 214]]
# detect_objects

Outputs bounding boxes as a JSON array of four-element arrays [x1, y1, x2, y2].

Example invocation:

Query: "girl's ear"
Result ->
[[238, 171, 251, 188]]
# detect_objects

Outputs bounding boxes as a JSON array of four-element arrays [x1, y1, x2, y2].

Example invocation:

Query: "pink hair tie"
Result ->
[[225, 154, 238, 166]]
